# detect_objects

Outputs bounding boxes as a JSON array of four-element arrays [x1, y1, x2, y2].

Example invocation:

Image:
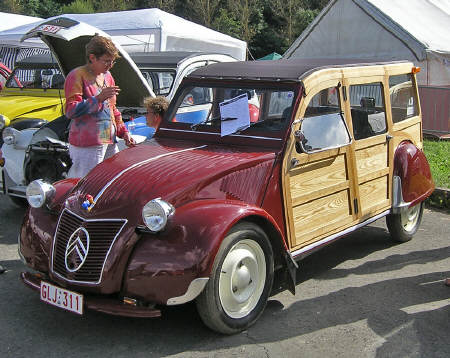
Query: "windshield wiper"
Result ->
[[190, 115, 239, 130]]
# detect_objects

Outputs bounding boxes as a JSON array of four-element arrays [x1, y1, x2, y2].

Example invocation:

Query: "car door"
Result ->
[[345, 79, 391, 219], [283, 81, 356, 250]]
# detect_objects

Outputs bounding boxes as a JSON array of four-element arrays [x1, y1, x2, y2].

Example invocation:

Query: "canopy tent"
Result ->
[[0, 12, 46, 68], [0, 8, 247, 62], [284, 0, 450, 87], [258, 52, 282, 60], [283, 0, 450, 136], [0, 12, 42, 32]]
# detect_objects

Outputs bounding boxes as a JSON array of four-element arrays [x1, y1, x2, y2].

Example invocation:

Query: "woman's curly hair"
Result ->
[[143, 96, 169, 116], [85, 34, 119, 62]]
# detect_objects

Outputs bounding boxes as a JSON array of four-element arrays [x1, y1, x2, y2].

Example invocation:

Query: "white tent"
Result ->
[[0, 12, 42, 32], [0, 8, 247, 60], [283, 0, 450, 87]]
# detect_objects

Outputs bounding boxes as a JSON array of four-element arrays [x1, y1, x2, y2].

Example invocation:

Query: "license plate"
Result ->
[[36, 24, 62, 34], [40, 281, 84, 315]]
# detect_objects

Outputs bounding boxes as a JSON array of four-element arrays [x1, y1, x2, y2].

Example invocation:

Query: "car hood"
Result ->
[[63, 138, 276, 219], [22, 17, 154, 107], [0, 91, 63, 119]]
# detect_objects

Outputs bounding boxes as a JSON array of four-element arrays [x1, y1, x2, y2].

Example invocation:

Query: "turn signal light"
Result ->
[[0, 158, 4, 167], [412, 66, 421, 74]]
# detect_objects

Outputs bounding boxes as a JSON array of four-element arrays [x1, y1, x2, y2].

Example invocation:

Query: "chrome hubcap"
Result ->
[[219, 239, 266, 319], [401, 204, 421, 232]]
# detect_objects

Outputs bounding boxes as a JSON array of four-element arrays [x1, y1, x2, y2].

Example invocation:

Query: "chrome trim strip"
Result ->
[[50, 208, 127, 285], [92, 145, 207, 208], [291, 210, 390, 259], [158, 128, 282, 141], [17, 233, 26, 264], [22, 274, 40, 291], [166, 277, 209, 305]]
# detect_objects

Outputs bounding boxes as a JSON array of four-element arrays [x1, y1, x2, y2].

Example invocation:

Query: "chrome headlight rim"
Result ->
[[2, 126, 18, 145], [142, 198, 175, 233], [26, 179, 55, 208], [0, 114, 7, 130]]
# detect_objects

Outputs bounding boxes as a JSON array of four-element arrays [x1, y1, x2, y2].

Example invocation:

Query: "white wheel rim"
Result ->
[[219, 239, 266, 319], [401, 204, 421, 232]]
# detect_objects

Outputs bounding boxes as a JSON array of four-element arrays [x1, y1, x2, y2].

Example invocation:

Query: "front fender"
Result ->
[[392, 141, 434, 209], [123, 199, 286, 304]]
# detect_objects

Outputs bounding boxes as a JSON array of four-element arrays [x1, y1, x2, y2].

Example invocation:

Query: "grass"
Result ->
[[423, 139, 450, 189]]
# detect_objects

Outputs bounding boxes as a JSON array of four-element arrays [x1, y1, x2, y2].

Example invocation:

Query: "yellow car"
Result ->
[[0, 53, 65, 145]]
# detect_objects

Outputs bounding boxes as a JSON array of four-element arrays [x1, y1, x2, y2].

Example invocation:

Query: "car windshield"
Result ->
[[163, 84, 296, 139], [6, 66, 64, 90], [140, 70, 175, 96]]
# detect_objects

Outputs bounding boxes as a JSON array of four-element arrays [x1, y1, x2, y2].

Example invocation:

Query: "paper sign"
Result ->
[[219, 93, 250, 136]]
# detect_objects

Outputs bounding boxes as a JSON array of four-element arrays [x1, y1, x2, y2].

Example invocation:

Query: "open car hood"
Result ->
[[22, 17, 155, 107]]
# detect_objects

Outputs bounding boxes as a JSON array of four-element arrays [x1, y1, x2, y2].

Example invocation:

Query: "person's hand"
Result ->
[[96, 86, 120, 102], [123, 131, 136, 147]]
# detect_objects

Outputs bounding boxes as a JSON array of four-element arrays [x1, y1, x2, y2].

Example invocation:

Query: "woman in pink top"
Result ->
[[64, 35, 135, 178]]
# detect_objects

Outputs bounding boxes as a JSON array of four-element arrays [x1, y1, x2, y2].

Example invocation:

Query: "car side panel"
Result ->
[[123, 199, 285, 304]]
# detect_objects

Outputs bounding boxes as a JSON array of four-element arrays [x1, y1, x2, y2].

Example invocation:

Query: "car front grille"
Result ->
[[52, 209, 126, 284]]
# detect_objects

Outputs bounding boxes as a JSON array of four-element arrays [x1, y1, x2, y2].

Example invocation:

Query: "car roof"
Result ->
[[187, 58, 411, 83], [130, 51, 231, 68], [15, 53, 59, 69], [14, 51, 227, 70]]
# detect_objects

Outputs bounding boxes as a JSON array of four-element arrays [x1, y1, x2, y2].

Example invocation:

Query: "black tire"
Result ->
[[196, 222, 274, 334], [9, 195, 28, 208], [386, 202, 424, 242]]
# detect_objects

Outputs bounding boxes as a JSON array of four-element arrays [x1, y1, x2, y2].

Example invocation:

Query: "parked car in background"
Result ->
[[0, 22, 236, 205], [0, 62, 13, 91], [0, 54, 65, 145], [19, 53, 434, 334]]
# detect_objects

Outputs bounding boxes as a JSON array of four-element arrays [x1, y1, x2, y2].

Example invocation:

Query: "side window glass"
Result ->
[[297, 87, 351, 153], [349, 82, 387, 140], [389, 74, 418, 123]]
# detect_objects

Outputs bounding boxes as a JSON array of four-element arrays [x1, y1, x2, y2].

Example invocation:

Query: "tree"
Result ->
[[228, 0, 264, 46], [61, 0, 95, 14], [186, 0, 222, 28], [134, 0, 176, 13], [0, 0, 24, 13]]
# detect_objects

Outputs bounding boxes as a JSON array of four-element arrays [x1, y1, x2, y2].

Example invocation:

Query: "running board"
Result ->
[[291, 210, 390, 260]]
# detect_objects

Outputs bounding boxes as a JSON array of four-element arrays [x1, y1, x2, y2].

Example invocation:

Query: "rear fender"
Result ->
[[392, 141, 434, 212]]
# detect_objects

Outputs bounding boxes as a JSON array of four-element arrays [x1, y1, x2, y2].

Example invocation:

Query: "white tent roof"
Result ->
[[0, 9, 247, 60], [284, 0, 450, 86], [0, 12, 42, 32]]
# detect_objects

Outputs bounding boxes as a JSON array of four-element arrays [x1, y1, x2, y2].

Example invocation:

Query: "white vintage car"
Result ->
[[0, 16, 236, 206]]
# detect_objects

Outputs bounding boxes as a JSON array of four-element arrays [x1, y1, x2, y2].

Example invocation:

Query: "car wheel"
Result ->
[[9, 195, 28, 208], [386, 202, 424, 242], [196, 222, 274, 334]]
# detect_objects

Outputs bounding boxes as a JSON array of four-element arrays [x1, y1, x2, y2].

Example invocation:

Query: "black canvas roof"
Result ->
[[15, 53, 59, 69], [188, 58, 410, 82]]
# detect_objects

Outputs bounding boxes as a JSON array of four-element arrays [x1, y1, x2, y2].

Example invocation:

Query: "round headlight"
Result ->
[[142, 198, 175, 232], [26, 179, 55, 208], [2, 127, 17, 145], [0, 114, 9, 130]]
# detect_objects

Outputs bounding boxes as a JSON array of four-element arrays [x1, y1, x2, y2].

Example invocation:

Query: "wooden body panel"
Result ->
[[354, 137, 390, 216], [288, 151, 353, 248], [282, 61, 423, 254]]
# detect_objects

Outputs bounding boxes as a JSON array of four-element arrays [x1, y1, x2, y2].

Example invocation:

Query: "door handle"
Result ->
[[386, 134, 393, 141]]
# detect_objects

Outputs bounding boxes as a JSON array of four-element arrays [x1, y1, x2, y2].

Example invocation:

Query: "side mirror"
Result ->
[[294, 129, 307, 153]]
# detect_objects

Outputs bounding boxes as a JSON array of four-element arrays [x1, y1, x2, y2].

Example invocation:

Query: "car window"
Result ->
[[349, 82, 387, 140], [389, 74, 418, 123], [166, 85, 295, 137], [7, 67, 63, 89], [140, 70, 175, 96], [297, 86, 351, 153]]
